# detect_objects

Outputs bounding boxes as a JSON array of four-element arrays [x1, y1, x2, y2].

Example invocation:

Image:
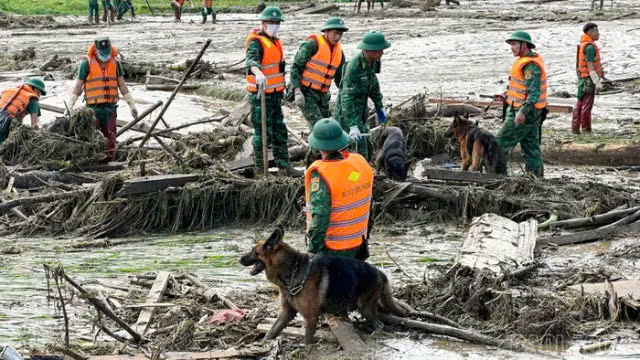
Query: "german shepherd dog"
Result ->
[[375, 126, 408, 181], [355, 0, 383, 13], [445, 113, 507, 174], [239, 226, 411, 344]]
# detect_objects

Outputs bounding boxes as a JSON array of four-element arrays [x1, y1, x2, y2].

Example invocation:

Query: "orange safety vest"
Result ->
[[506, 53, 548, 110], [84, 44, 119, 105], [175, 0, 185, 5], [576, 34, 604, 79], [0, 85, 39, 120], [301, 34, 342, 93], [304, 152, 373, 251], [245, 30, 285, 94]]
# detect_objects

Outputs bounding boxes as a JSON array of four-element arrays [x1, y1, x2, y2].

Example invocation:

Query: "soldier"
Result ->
[[0, 78, 46, 144], [66, 37, 139, 161], [102, 0, 116, 23], [88, 0, 100, 24], [290, 17, 348, 131], [305, 118, 373, 259], [201, 0, 216, 24], [497, 31, 547, 178], [333, 30, 390, 161], [171, 0, 193, 22], [245, 6, 303, 178], [115, 0, 136, 20], [573, 23, 605, 134]]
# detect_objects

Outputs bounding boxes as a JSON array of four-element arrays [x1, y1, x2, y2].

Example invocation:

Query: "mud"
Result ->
[[1, 1, 640, 358]]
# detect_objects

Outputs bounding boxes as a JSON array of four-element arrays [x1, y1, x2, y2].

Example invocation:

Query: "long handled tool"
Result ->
[[260, 88, 269, 176]]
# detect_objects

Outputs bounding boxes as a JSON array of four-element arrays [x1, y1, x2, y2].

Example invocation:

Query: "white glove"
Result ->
[[66, 94, 78, 115], [349, 126, 361, 141], [589, 70, 603, 91], [123, 93, 139, 119], [294, 88, 305, 109]]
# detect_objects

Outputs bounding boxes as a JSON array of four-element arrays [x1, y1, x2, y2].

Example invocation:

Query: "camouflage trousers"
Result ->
[[497, 110, 544, 177], [301, 88, 331, 131], [249, 92, 290, 172]]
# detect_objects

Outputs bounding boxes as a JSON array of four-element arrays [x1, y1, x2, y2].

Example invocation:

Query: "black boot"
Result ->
[[278, 165, 304, 178]]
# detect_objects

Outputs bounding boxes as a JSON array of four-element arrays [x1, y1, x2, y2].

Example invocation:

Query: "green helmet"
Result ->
[[505, 30, 536, 49], [25, 78, 46, 96], [321, 17, 348, 32], [260, 6, 284, 22], [357, 30, 391, 51], [94, 36, 113, 62], [309, 118, 350, 151]]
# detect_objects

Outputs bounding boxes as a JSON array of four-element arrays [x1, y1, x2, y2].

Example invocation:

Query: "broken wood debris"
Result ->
[[428, 98, 573, 113], [117, 174, 200, 196]]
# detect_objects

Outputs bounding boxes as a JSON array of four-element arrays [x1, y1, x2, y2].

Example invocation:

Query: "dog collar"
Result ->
[[283, 254, 314, 296]]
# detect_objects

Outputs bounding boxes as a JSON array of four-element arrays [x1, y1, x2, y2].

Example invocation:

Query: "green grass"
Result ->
[[0, 0, 265, 16], [416, 256, 447, 263]]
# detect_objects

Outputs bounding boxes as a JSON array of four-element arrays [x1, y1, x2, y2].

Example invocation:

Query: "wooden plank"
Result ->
[[422, 168, 505, 184], [570, 280, 640, 299], [124, 302, 178, 309], [63, 162, 128, 173], [538, 222, 640, 247], [299, 4, 338, 14], [133, 271, 170, 335], [428, 98, 573, 113], [225, 153, 275, 172], [165, 348, 270, 360], [325, 315, 365, 352], [256, 323, 336, 341], [117, 174, 200, 196], [39, 103, 181, 139]]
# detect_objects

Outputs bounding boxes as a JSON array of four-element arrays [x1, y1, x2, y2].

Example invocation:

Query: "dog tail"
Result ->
[[486, 136, 507, 175], [379, 275, 414, 317]]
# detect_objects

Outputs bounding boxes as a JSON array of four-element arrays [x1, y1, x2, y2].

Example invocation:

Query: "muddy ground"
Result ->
[[1, 0, 640, 358]]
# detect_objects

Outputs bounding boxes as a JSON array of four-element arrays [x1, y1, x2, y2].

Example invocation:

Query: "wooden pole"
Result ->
[[144, 0, 155, 15], [138, 39, 212, 149], [116, 100, 163, 137], [260, 88, 269, 176], [0, 189, 92, 215]]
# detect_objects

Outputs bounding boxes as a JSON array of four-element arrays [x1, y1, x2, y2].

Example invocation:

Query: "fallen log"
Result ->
[[88, 347, 270, 360], [579, 340, 613, 354], [422, 168, 505, 184], [117, 174, 200, 196], [325, 315, 364, 352], [541, 205, 640, 230], [380, 314, 537, 353], [599, 209, 640, 230], [299, 4, 338, 14], [538, 221, 640, 247], [39, 54, 58, 71], [525, 143, 640, 167], [220, 95, 251, 127], [0, 189, 92, 215], [184, 273, 238, 310], [428, 98, 572, 113], [13, 170, 87, 189]]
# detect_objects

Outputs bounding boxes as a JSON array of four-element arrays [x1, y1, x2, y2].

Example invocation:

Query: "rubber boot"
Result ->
[[110, 9, 115, 22], [95, 13, 100, 24], [88, 15, 93, 24], [174, 9, 181, 22], [102, 10, 107, 22], [278, 165, 304, 178], [131, 7, 136, 17], [212, 12, 216, 24]]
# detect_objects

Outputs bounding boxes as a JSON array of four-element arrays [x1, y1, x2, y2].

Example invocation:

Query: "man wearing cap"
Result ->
[[201, 0, 216, 24], [245, 6, 303, 178], [170, 0, 193, 22], [0, 78, 46, 144], [66, 37, 138, 161], [305, 118, 373, 259], [497, 31, 547, 178], [573, 23, 605, 134], [291, 17, 348, 131], [333, 30, 391, 161]]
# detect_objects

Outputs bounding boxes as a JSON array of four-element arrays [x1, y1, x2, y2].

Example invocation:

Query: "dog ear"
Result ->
[[264, 226, 283, 251]]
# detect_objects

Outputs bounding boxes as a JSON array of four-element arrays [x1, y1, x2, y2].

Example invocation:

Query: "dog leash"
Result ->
[[282, 254, 315, 296]]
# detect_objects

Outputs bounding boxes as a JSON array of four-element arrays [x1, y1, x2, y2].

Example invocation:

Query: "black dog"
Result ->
[[375, 126, 408, 181]]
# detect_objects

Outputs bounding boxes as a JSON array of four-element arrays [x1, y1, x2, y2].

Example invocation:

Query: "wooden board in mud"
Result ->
[[422, 168, 505, 184], [117, 174, 200, 196], [570, 280, 640, 299]]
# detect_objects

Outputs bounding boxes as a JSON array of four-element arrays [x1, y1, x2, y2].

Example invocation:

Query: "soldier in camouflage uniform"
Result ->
[[245, 6, 303, 178], [497, 31, 548, 178], [305, 118, 372, 259], [290, 17, 348, 131], [333, 30, 391, 161]]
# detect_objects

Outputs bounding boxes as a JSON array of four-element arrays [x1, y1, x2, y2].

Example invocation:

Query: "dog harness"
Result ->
[[304, 152, 373, 251], [506, 53, 547, 110], [576, 34, 603, 79], [301, 34, 342, 93], [280, 254, 314, 296], [84, 44, 119, 105], [245, 30, 285, 94]]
